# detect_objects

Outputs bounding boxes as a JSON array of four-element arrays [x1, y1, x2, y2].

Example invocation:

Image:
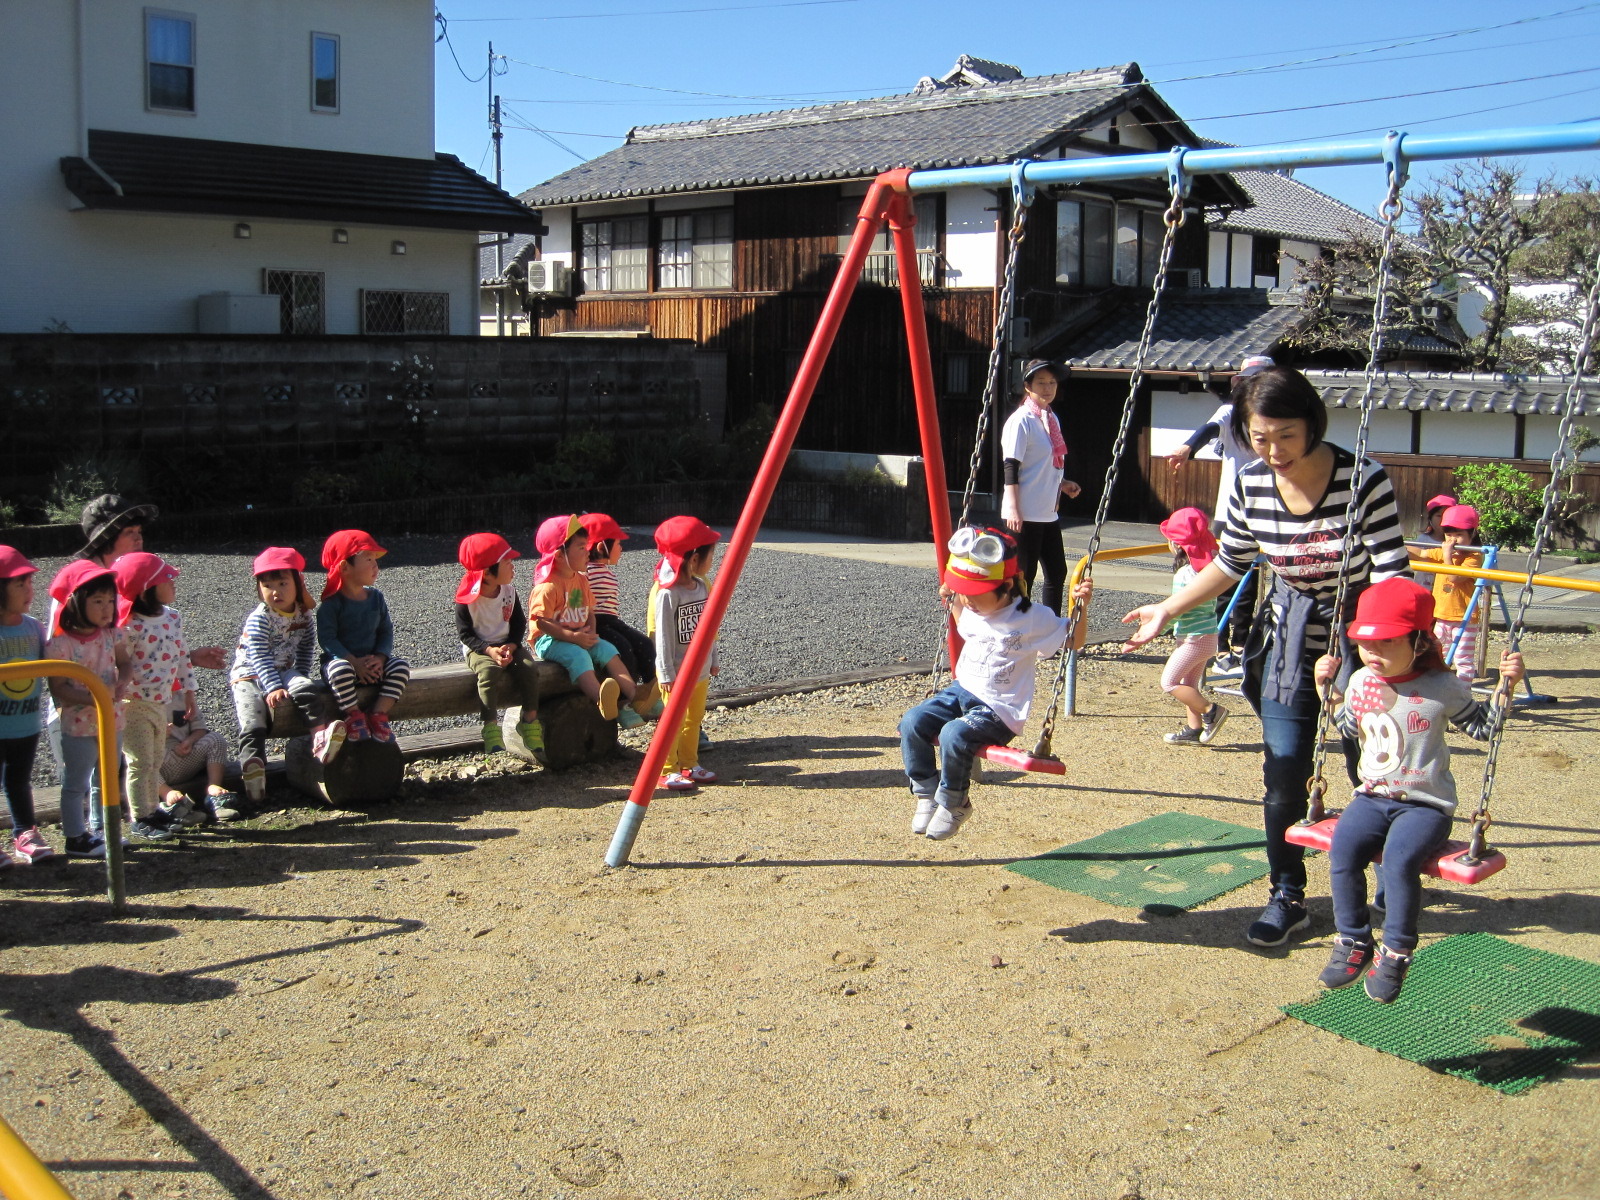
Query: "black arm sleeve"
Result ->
[[1184, 422, 1221, 453], [507, 594, 528, 646], [455, 603, 490, 655], [1002, 458, 1021, 485]]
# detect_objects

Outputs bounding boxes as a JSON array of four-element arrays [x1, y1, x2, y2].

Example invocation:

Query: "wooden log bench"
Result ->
[[267, 661, 616, 804]]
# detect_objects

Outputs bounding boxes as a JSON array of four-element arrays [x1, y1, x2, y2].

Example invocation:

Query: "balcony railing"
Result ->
[[824, 251, 946, 289]]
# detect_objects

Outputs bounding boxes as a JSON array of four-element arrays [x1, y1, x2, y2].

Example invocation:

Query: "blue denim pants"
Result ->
[[899, 682, 1015, 807], [62, 732, 124, 839], [1329, 790, 1451, 952]]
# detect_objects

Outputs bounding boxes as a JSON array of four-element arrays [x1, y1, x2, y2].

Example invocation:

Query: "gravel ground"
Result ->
[[25, 532, 1154, 786]]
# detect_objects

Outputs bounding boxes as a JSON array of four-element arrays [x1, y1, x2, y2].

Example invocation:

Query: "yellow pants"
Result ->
[[121, 697, 168, 817], [661, 678, 709, 774]]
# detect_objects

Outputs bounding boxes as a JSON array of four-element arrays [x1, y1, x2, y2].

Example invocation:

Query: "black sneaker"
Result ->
[[129, 815, 176, 842], [1318, 936, 1373, 988], [64, 834, 107, 858], [204, 792, 244, 823], [1364, 945, 1412, 1003], [1246, 891, 1311, 947]]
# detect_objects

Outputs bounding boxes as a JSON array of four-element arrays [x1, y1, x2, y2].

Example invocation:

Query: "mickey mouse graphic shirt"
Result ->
[[1332, 666, 1499, 815]]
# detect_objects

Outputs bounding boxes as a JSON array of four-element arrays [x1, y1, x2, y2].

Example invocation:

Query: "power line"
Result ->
[[434, 11, 490, 82], [500, 105, 587, 160], [499, 57, 896, 102], [449, 0, 859, 21]]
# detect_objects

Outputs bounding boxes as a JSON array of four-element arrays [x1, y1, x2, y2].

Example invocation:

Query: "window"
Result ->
[[1139, 209, 1165, 285], [1252, 236, 1282, 282], [263, 270, 325, 334], [578, 216, 648, 292], [1055, 198, 1112, 287], [835, 194, 941, 285], [311, 33, 339, 113], [944, 354, 973, 396], [145, 10, 195, 112], [657, 210, 733, 289], [362, 290, 449, 335]]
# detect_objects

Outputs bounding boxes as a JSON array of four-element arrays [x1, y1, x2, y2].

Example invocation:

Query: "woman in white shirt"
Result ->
[[999, 359, 1081, 615]]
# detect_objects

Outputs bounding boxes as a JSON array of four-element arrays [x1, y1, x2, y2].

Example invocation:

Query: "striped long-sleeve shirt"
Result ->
[[229, 604, 318, 693], [1215, 445, 1410, 653]]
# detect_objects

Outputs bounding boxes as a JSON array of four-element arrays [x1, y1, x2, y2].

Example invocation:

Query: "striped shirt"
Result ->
[[1216, 445, 1410, 652], [588, 562, 621, 617]]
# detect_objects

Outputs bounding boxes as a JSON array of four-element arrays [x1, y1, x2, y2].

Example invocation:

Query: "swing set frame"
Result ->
[[605, 119, 1600, 869]]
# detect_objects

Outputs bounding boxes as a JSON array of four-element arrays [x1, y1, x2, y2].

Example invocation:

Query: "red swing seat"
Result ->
[[974, 744, 1066, 774], [1285, 817, 1508, 886]]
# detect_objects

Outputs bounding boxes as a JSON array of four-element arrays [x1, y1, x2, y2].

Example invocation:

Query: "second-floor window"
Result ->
[[579, 216, 649, 292], [834, 194, 941, 286], [311, 33, 339, 112], [657, 211, 733, 289], [146, 10, 196, 113], [1056, 198, 1113, 288]]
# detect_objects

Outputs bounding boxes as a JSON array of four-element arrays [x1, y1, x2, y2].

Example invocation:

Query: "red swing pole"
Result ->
[[884, 186, 958, 666], [605, 172, 902, 868]]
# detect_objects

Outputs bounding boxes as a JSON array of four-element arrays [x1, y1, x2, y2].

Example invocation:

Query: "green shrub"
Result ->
[[296, 467, 360, 507], [1453, 463, 1544, 549], [44, 452, 147, 525], [0, 497, 20, 530]]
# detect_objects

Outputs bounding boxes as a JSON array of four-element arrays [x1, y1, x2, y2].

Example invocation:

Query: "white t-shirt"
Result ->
[[954, 599, 1069, 733], [1000, 404, 1066, 524], [1203, 401, 1254, 527], [466, 583, 515, 647]]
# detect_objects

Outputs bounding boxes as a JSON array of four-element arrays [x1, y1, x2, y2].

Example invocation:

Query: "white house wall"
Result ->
[[1281, 239, 1317, 288], [1229, 237, 1253, 289], [541, 208, 575, 273], [943, 187, 996, 289], [1149, 388, 1226, 457], [1526, 414, 1600, 462]]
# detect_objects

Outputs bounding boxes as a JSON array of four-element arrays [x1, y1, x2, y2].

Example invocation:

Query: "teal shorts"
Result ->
[[534, 635, 620, 681]]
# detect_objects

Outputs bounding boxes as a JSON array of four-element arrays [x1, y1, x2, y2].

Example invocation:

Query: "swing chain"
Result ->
[[1463, 241, 1600, 861], [1031, 172, 1189, 758], [1303, 153, 1406, 821]]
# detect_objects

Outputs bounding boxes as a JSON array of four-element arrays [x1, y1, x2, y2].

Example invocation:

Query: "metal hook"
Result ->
[[1382, 130, 1409, 195], [1010, 159, 1035, 211], [1166, 147, 1191, 200]]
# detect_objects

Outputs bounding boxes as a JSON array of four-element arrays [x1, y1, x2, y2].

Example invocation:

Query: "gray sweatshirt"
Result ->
[[651, 578, 720, 685], [1333, 665, 1500, 814]]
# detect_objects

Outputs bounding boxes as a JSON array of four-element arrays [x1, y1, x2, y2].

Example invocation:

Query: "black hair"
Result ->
[[254, 568, 310, 612], [0, 573, 31, 609], [59, 578, 117, 634], [689, 542, 716, 566], [588, 538, 615, 562], [1410, 628, 1448, 676], [996, 576, 1032, 612], [1229, 366, 1328, 450], [131, 586, 165, 618], [1171, 545, 1190, 572]]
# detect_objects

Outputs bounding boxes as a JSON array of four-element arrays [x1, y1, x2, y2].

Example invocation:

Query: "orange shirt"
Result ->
[[1418, 546, 1483, 623], [527, 571, 595, 634]]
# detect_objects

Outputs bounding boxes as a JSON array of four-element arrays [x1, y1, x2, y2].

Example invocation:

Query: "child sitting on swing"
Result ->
[[1312, 578, 1523, 1003], [898, 525, 1091, 841]]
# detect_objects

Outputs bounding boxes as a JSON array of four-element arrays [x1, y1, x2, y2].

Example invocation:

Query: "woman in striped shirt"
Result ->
[[1123, 367, 1411, 948]]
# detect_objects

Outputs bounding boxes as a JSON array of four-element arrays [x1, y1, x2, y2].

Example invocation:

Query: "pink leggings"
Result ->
[[1162, 633, 1218, 694]]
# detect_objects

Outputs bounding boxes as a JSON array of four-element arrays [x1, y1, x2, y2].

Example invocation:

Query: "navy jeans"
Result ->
[[1329, 791, 1451, 952], [899, 683, 1015, 807]]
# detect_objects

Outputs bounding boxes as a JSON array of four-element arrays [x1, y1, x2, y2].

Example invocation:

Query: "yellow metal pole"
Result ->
[[0, 660, 124, 908], [1408, 559, 1600, 594], [0, 1113, 77, 1200], [1063, 543, 1168, 715]]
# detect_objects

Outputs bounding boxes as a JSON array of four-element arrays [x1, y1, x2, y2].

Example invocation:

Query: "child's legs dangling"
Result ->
[[1374, 802, 1452, 952], [122, 698, 167, 817], [592, 638, 634, 703], [325, 657, 362, 716], [1161, 633, 1217, 726], [1327, 792, 1390, 941], [372, 656, 411, 715], [231, 680, 272, 764], [467, 651, 504, 723], [933, 687, 1013, 807], [661, 678, 710, 774], [899, 688, 965, 796]]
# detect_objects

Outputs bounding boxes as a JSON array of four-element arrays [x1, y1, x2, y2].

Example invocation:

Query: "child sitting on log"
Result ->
[[527, 514, 637, 723], [318, 530, 410, 745], [582, 512, 660, 726], [455, 532, 545, 759], [160, 705, 243, 823]]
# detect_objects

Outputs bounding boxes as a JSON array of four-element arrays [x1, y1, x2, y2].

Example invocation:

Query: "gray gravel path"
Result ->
[[24, 533, 1155, 785]]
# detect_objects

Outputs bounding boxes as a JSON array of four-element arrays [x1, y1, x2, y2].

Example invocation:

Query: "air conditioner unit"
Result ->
[[525, 261, 570, 295], [1182, 268, 1203, 288]]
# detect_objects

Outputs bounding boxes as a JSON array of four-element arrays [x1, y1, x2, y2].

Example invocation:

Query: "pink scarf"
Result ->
[[1027, 398, 1067, 470]]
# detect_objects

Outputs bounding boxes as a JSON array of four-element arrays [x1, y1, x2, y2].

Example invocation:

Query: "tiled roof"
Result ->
[[521, 63, 1177, 206], [1305, 369, 1600, 416], [1057, 290, 1306, 371], [1199, 141, 1384, 244], [62, 129, 545, 233], [480, 232, 539, 283]]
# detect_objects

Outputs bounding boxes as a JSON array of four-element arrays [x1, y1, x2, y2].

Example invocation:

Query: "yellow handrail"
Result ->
[[0, 1113, 76, 1200], [0, 659, 125, 907], [1408, 558, 1600, 594]]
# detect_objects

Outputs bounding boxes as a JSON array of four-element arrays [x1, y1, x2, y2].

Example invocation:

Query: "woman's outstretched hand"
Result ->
[[1120, 603, 1168, 652]]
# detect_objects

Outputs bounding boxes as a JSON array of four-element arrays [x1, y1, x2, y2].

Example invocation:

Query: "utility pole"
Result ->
[[490, 42, 505, 336]]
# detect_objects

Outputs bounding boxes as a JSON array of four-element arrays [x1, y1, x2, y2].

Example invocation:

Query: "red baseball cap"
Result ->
[[654, 516, 720, 586], [1425, 493, 1457, 512], [1158, 507, 1218, 571], [456, 532, 520, 602], [1440, 504, 1479, 531], [580, 513, 628, 545], [1348, 578, 1435, 641], [0, 546, 35, 581], [253, 546, 305, 576], [47, 560, 118, 634], [320, 530, 386, 600]]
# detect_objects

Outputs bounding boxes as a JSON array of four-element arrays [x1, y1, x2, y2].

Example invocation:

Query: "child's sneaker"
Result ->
[[643, 697, 666, 720], [1246, 890, 1311, 947], [64, 833, 106, 858], [1164, 726, 1203, 746], [343, 710, 370, 743], [158, 796, 206, 828], [1318, 935, 1374, 989], [618, 707, 645, 730], [925, 802, 972, 841], [130, 814, 176, 842], [516, 719, 546, 763], [12, 827, 56, 864], [699, 729, 713, 750], [659, 772, 697, 792], [597, 677, 621, 721], [367, 712, 395, 744], [482, 723, 505, 753], [312, 721, 347, 764], [1364, 945, 1413, 1003], [241, 756, 267, 802], [911, 793, 938, 835], [683, 765, 717, 784], [204, 792, 243, 823], [1199, 702, 1230, 744]]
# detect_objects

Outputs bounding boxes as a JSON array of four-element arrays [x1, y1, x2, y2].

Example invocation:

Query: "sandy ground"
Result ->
[[2, 631, 1597, 1200]]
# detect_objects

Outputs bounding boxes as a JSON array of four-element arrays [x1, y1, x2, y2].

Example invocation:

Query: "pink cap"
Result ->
[[253, 546, 305, 576], [0, 546, 35, 581], [1158, 507, 1218, 571], [113, 552, 179, 624], [1439, 504, 1479, 532], [1425, 494, 1457, 512], [533, 514, 585, 585]]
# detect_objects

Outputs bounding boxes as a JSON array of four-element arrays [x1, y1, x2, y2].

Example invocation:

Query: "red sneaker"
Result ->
[[368, 712, 395, 744], [343, 711, 370, 742]]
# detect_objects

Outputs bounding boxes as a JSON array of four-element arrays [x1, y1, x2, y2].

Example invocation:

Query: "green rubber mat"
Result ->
[[1005, 811, 1270, 910], [1284, 932, 1600, 1095]]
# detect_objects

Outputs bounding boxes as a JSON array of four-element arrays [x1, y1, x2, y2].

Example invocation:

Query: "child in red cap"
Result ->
[[583, 513, 660, 726], [230, 546, 341, 803], [44, 560, 131, 856], [648, 517, 723, 791], [898, 525, 1093, 839], [527, 515, 638, 723], [317, 531, 411, 744], [455, 532, 545, 757], [1420, 493, 1457, 543], [1413, 504, 1486, 682], [1155, 508, 1229, 747], [1312, 578, 1523, 1003], [0, 547, 53, 865]]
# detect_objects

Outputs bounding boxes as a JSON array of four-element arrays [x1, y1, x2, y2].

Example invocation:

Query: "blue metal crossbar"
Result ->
[[907, 121, 1600, 191]]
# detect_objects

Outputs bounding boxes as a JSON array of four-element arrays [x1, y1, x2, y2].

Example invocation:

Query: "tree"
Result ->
[[1507, 183, 1600, 373]]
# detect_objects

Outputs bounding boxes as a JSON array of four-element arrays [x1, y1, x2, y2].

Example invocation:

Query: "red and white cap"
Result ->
[[1348, 577, 1435, 641], [1439, 504, 1479, 532], [1158, 507, 1218, 571], [47, 560, 118, 635], [580, 513, 629, 546], [0, 546, 35, 581], [456, 532, 520, 602], [533, 514, 585, 585], [653, 516, 720, 586], [320, 530, 386, 600], [112, 552, 179, 623]]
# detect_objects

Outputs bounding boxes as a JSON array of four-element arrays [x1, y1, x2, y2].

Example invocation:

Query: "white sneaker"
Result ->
[[925, 803, 972, 841], [911, 794, 938, 835], [241, 756, 267, 802]]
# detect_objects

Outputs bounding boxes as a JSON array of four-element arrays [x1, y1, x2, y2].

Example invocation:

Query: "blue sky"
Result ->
[[431, 0, 1600, 213]]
